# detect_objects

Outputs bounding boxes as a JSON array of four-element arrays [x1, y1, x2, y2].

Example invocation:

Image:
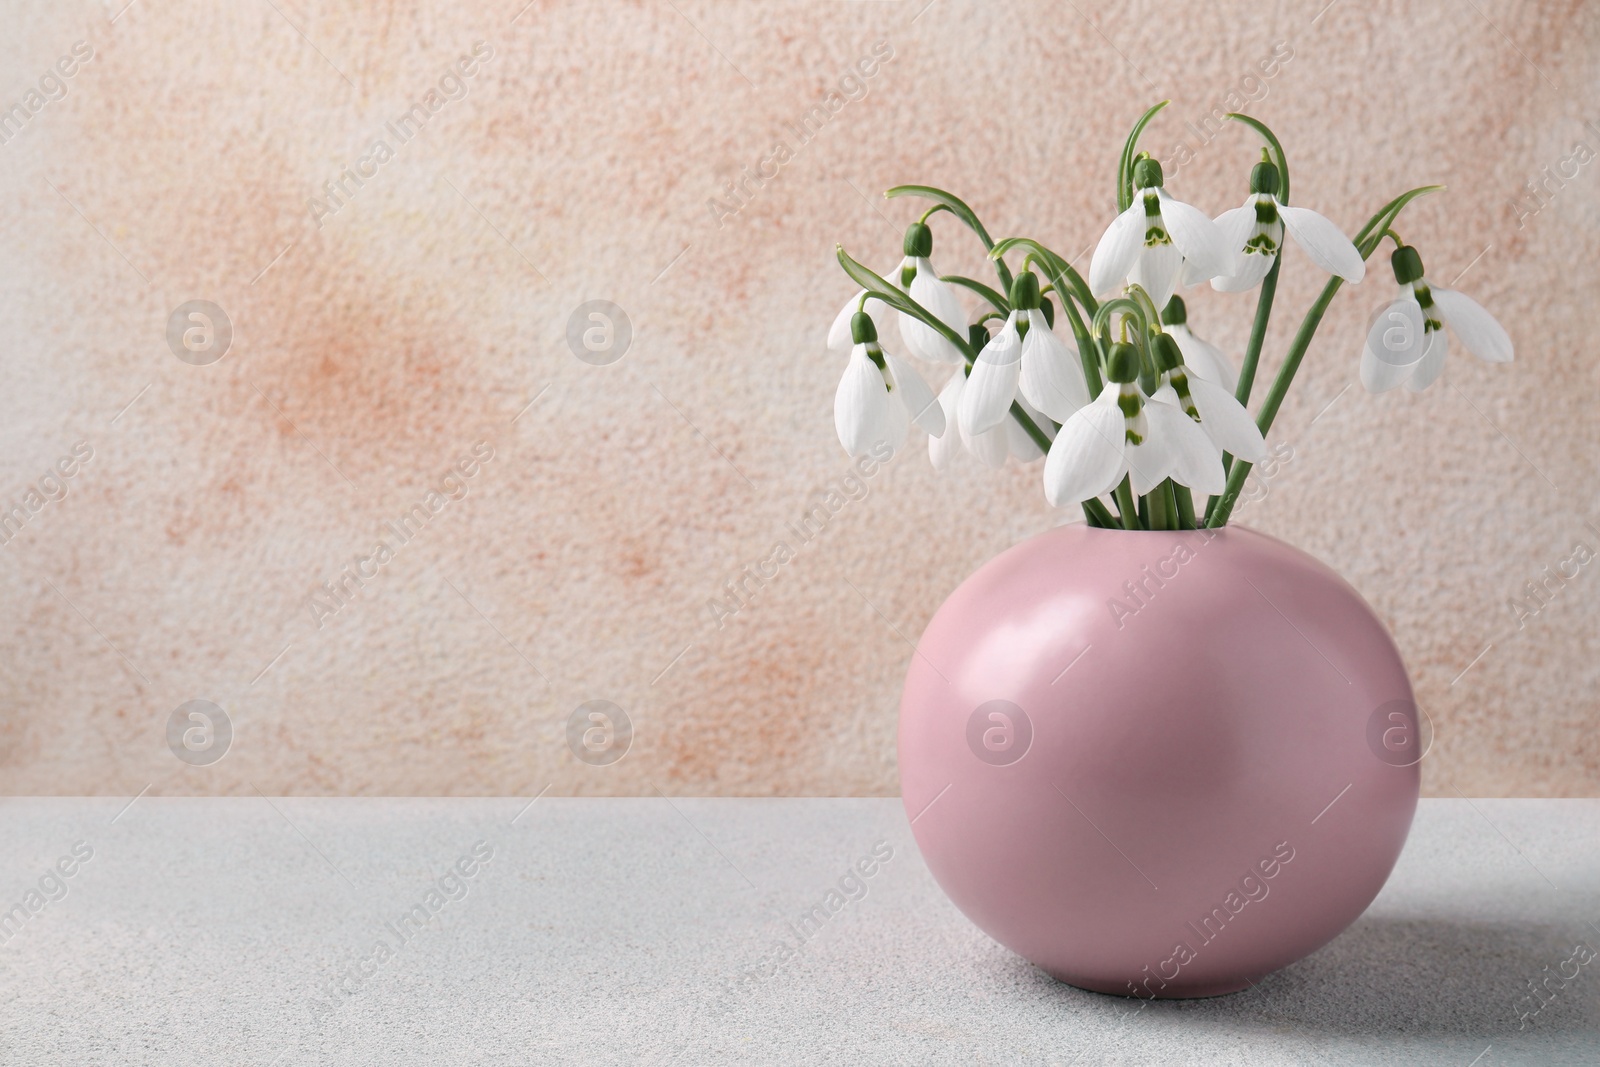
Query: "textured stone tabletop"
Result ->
[[2, 798, 1596, 1066]]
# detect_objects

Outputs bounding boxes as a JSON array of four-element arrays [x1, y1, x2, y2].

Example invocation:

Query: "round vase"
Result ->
[[898, 523, 1422, 998]]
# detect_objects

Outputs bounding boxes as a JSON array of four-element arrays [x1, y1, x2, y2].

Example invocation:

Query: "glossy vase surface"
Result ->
[[898, 524, 1422, 998]]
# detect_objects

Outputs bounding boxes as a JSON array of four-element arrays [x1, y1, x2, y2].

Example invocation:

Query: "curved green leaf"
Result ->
[[835, 245, 975, 362], [1117, 101, 1169, 211]]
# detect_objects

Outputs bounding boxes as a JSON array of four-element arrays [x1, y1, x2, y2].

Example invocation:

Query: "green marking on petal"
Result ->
[[1169, 371, 1200, 420]]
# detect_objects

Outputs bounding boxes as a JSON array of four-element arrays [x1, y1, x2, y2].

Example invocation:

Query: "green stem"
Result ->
[[1210, 255, 1280, 507], [885, 185, 1014, 293], [1009, 400, 1051, 455], [1174, 485, 1196, 529], [1235, 256, 1280, 407], [1147, 480, 1176, 531], [989, 238, 1097, 317], [1114, 477, 1141, 531], [1117, 102, 1170, 212], [1083, 498, 1118, 528], [942, 275, 1009, 313], [1206, 272, 1343, 528]]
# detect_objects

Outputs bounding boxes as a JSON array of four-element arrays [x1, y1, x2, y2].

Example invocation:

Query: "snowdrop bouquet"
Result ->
[[827, 104, 1513, 530]]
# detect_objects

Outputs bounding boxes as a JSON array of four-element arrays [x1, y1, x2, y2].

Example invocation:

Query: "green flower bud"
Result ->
[[903, 222, 933, 259], [1107, 341, 1140, 383], [1249, 160, 1281, 197], [1039, 297, 1055, 330], [1391, 245, 1425, 286], [967, 323, 990, 353], [850, 311, 878, 345], [1132, 156, 1164, 190], [1160, 295, 1187, 326], [1009, 270, 1042, 311], [1152, 332, 1183, 373]]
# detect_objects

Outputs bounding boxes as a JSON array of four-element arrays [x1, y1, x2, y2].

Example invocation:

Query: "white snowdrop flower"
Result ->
[[827, 223, 966, 364], [1360, 244, 1514, 393], [834, 311, 946, 458], [1160, 296, 1238, 393], [1042, 342, 1224, 507], [1210, 159, 1365, 293], [959, 271, 1090, 435], [1150, 333, 1267, 464], [896, 223, 968, 366], [1016, 312, 1089, 425], [1090, 157, 1231, 309]]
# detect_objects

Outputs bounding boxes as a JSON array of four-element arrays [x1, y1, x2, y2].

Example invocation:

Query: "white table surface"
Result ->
[[2, 797, 1597, 1066]]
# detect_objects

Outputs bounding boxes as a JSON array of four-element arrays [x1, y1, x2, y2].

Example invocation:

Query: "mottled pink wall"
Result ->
[[0, 0, 1595, 796]]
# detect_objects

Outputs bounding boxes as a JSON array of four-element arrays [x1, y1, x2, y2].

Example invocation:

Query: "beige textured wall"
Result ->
[[0, 0, 1595, 797]]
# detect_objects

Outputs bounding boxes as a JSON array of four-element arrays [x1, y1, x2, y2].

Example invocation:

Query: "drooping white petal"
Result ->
[[962, 410, 1011, 468], [1142, 397, 1224, 495], [959, 314, 1023, 434], [1362, 294, 1428, 391], [882, 379, 911, 452], [1007, 393, 1053, 462], [1431, 287, 1513, 364], [1130, 240, 1184, 310], [1361, 341, 1417, 393], [1157, 190, 1231, 282], [883, 351, 945, 438], [901, 258, 967, 364], [834, 345, 890, 457], [1184, 203, 1245, 288], [1187, 376, 1267, 462], [1043, 387, 1127, 507], [1125, 421, 1177, 496], [1169, 324, 1238, 393], [1214, 200, 1257, 258], [929, 373, 963, 471], [1212, 248, 1278, 293], [1211, 195, 1285, 291], [1279, 204, 1365, 283], [1017, 309, 1089, 423], [1089, 201, 1145, 297], [1405, 328, 1450, 392]]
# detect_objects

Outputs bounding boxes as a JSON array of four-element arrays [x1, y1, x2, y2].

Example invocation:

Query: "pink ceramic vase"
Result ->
[[899, 524, 1422, 998]]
